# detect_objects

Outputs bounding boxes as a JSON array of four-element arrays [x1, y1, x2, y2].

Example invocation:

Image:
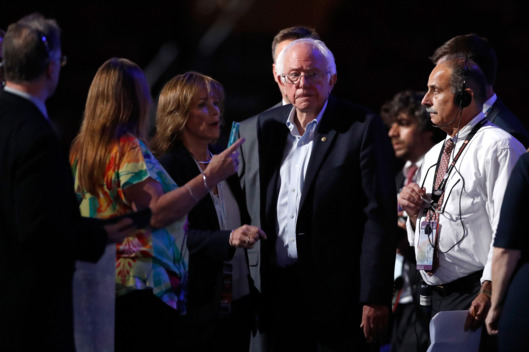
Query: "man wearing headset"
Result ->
[[398, 56, 525, 351], [430, 33, 529, 148]]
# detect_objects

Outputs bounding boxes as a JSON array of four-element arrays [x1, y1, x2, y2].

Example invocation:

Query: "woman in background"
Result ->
[[70, 58, 243, 352], [151, 71, 266, 352]]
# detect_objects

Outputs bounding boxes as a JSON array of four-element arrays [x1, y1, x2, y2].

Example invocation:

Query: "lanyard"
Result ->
[[431, 119, 487, 206]]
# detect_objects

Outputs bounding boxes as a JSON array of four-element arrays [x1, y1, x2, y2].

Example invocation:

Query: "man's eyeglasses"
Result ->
[[52, 55, 67, 67], [281, 71, 330, 85]]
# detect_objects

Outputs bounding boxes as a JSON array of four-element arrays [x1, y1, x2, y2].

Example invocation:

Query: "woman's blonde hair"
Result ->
[[150, 71, 224, 157], [70, 57, 152, 195]]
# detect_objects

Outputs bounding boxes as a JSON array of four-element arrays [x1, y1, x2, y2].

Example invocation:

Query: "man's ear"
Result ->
[[276, 72, 286, 88], [47, 59, 59, 78], [329, 73, 337, 90], [273, 63, 280, 84]]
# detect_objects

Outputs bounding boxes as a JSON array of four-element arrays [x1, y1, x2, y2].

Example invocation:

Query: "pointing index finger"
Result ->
[[226, 137, 245, 151]]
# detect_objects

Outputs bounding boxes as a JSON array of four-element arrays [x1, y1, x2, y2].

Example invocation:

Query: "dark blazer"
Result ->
[[158, 143, 253, 323], [258, 95, 398, 337], [487, 97, 529, 148], [0, 90, 107, 351]]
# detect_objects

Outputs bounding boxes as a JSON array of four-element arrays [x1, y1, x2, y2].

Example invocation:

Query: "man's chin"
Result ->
[[395, 150, 407, 160], [295, 100, 322, 113]]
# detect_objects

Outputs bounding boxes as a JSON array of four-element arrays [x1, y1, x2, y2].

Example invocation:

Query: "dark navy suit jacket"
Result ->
[[257, 95, 398, 337], [0, 90, 107, 351], [487, 97, 529, 148]]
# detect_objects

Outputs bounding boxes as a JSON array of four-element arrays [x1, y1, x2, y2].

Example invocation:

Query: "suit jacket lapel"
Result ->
[[299, 96, 338, 209]]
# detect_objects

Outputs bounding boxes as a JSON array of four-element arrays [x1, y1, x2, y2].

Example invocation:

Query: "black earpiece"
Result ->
[[454, 60, 471, 108], [454, 90, 471, 108]]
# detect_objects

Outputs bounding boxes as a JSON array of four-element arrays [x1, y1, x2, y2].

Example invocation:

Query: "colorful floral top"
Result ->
[[71, 134, 188, 313]]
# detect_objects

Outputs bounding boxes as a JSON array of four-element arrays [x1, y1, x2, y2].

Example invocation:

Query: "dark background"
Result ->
[[2, 0, 528, 148]]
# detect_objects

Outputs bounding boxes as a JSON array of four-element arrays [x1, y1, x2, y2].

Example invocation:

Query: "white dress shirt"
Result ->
[[483, 93, 497, 116], [407, 113, 525, 285], [275, 102, 327, 267]]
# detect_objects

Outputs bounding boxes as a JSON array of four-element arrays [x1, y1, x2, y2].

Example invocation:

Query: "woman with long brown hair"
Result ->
[[70, 58, 243, 351]]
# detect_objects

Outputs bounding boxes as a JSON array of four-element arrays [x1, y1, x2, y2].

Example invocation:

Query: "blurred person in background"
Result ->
[[380, 89, 444, 352]]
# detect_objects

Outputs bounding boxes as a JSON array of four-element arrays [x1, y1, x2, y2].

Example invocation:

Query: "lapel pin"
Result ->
[[321, 137, 327, 142]]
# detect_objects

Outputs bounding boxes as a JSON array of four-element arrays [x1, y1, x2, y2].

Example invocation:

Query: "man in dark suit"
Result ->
[[429, 33, 529, 148], [257, 37, 397, 351], [239, 26, 320, 231], [237, 26, 319, 351], [0, 13, 135, 351]]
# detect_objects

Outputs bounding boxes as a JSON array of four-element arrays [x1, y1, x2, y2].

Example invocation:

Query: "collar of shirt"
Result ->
[[4, 86, 49, 120], [451, 112, 487, 144], [285, 99, 328, 139], [402, 157, 424, 180], [483, 93, 497, 116]]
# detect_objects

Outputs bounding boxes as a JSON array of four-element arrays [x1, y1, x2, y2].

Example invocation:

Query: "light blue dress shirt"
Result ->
[[275, 101, 327, 267]]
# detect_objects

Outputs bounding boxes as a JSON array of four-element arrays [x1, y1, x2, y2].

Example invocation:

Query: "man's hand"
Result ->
[[464, 281, 492, 331], [485, 304, 501, 335], [397, 183, 426, 229], [228, 224, 267, 248], [360, 304, 389, 343], [104, 218, 138, 243]]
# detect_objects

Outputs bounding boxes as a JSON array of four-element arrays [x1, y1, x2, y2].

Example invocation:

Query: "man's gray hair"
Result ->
[[275, 38, 337, 77]]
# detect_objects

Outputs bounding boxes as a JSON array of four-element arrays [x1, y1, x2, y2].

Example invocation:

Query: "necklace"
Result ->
[[193, 150, 213, 164]]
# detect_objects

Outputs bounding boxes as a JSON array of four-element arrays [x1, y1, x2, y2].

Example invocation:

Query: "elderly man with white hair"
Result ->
[[257, 37, 398, 351]]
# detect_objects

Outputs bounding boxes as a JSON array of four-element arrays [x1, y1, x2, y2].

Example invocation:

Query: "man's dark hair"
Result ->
[[447, 57, 488, 106], [271, 26, 320, 62], [3, 12, 61, 82], [380, 90, 444, 143], [429, 33, 497, 86]]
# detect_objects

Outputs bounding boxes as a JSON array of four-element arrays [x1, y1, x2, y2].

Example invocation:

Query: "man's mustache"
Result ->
[[425, 107, 437, 114]]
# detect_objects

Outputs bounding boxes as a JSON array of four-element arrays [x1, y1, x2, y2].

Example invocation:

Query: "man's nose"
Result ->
[[388, 123, 399, 137], [421, 94, 431, 106], [297, 74, 309, 87]]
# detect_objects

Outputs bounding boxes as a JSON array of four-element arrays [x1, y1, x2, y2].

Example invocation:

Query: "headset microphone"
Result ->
[[431, 109, 461, 128]]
